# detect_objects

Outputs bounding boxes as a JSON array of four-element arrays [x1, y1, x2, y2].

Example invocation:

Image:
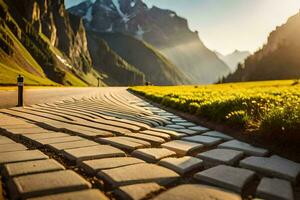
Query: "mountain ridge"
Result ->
[[68, 0, 231, 84], [216, 50, 250, 72], [0, 0, 145, 86], [97, 32, 191, 85], [224, 11, 300, 82]]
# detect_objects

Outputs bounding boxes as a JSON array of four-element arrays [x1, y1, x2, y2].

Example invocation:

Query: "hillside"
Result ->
[[87, 32, 145, 85], [98, 32, 190, 85], [0, 0, 145, 86], [225, 11, 300, 82], [216, 50, 250, 72], [68, 0, 230, 84], [0, 0, 99, 86]]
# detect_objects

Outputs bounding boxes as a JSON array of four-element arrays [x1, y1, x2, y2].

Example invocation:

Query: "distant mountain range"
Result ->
[[0, 0, 231, 86], [225, 11, 300, 82], [68, 0, 230, 84], [216, 50, 250, 72], [94, 32, 191, 85]]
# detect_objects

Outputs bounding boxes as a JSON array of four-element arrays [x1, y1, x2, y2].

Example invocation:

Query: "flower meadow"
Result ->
[[130, 80, 300, 140]]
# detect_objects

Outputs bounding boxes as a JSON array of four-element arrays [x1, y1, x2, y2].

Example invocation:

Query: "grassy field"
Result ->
[[0, 86, 65, 91], [130, 80, 300, 141], [0, 63, 58, 86]]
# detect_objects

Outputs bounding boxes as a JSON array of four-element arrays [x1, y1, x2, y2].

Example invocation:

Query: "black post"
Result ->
[[97, 77, 100, 87], [17, 75, 24, 107]]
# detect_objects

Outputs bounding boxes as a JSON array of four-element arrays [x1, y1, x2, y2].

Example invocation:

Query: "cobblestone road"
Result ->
[[0, 87, 299, 200]]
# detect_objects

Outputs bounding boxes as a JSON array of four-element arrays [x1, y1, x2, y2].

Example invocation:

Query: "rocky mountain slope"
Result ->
[[96, 32, 191, 85], [225, 11, 300, 82], [86, 32, 145, 85], [68, 0, 230, 84], [216, 50, 250, 72], [0, 0, 144, 86]]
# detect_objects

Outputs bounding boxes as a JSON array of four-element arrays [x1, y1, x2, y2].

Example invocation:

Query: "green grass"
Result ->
[[0, 21, 57, 86], [39, 32, 65, 58], [63, 71, 88, 87], [130, 79, 300, 141], [80, 69, 107, 87], [1, 25, 94, 87], [0, 63, 58, 86], [2, 24, 45, 76]]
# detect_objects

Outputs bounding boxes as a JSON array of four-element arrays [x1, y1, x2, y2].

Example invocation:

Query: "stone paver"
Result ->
[[149, 128, 186, 139], [256, 178, 294, 200], [197, 149, 244, 167], [63, 145, 125, 163], [97, 163, 180, 188], [155, 126, 185, 132], [125, 133, 165, 145], [3, 159, 65, 178], [161, 140, 204, 156], [188, 126, 210, 132], [115, 183, 163, 200], [80, 157, 145, 175], [218, 140, 269, 156], [9, 170, 91, 199], [96, 137, 148, 151], [140, 130, 171, 140], [175, 122, 196, 127], [27, 189, 109, 200], [22, 132, 69, 140], [159, 156, 203, 175], [132, 148, 176, 163], [202, 131, 234, 141], [166, 124, 186, 129], [34, 136, 85, 147], [0, 114, 28, 125], [194, 165, 256, 193], [48, 140, 99, 152], [62, 126, 114, 137], [0, 150, 48, 165], [182, 135, 222, 146], [0, 143, 27, 153], [239, 155, 300, 183], [157, 113, 177, 118], [1, 88, 299, 200], [0, 124, 38, 129], [118, 136, 151, 147], [171, 118, 187, 123], [153, 184, 242, 200], [174, 128, 198, 135], [5, 128, 50, 135], [0, 137, 15, 144]]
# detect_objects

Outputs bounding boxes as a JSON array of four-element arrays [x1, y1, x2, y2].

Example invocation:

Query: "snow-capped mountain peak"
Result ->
[[82, 5, 93, 22], [68, 0, 231, 84], [112, 0, 129, 23]]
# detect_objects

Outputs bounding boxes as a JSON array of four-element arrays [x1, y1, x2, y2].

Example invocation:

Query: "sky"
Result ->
[[65, 0, 300, 55]]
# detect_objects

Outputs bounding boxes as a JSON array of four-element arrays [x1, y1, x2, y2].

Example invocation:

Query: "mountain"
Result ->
[[224, 11, 300, 82], [216, 50, 250, 72], [94, 32, 190, 85], [68, 0, 230, 84], [0, 0, 144, 86], [0, 0, 95, 86], [86, 32, 145, 85]]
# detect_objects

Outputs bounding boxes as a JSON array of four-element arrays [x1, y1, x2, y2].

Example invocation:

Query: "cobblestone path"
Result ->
[[0, 87, 298, 200]]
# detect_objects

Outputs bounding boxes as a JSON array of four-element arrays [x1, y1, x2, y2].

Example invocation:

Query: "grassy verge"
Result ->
[[130, 80, 300, 141], [0, 86, 66, 91]]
